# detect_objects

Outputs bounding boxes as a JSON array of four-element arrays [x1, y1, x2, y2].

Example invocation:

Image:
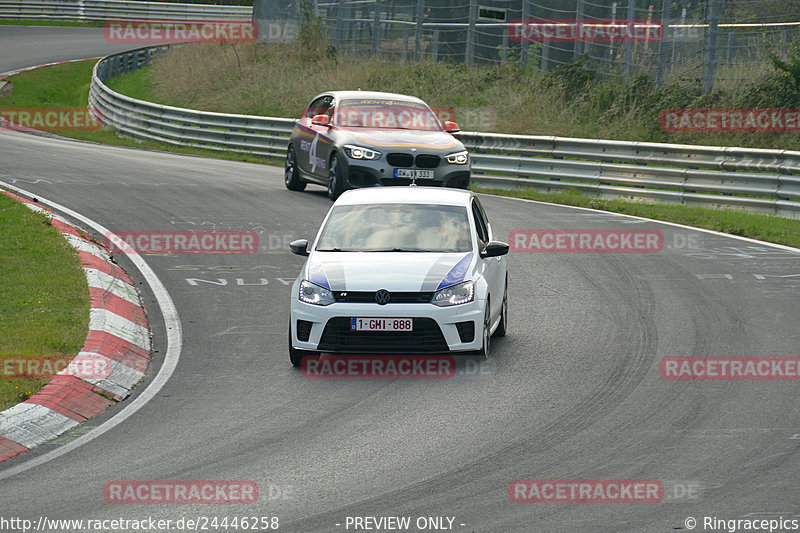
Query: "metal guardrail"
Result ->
[[0, 0, 251, 21], [88, 47, 800, 219], [89, 46, 294, 157]]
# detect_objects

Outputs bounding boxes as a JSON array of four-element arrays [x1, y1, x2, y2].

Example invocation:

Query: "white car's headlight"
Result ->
[[432, 281, 474, 307], [445, 150, 469, 165], [344, 145, 381, 160], [299, 280, 335, 306]]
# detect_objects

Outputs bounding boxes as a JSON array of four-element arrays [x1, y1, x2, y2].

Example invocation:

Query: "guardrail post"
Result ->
[[520, 0, 528, 66], [402, 27, 409, 63], [726, 32, 732, 67], [702, 0, 720, 94], [132, 51, 140, 70], [501, 25, 509, 64], [624, 0, 635, 78], [574, 0, 584, 59], [655, 0, 670, 87], [466, 0, 476, 66], [371, 0, 381, 57], [432, 29, 439, 62], [334, 0, 345, 47], [414, 0, 424, 62], [541, 38, 550, 71]]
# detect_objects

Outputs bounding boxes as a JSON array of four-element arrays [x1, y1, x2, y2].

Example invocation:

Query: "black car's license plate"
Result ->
[[393, 169, 434, 179]]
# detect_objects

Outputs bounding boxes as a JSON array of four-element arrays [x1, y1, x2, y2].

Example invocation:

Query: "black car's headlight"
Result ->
[[445, 150, 469, 165], [344, 145, 381, 160], [432, 281, 474, 307], [299, 280, 335, 306]]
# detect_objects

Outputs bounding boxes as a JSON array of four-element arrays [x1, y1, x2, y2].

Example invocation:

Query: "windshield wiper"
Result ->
[[316, 248, 344, 252]]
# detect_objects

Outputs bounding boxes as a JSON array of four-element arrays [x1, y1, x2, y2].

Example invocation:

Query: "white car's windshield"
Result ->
[[316, 203, 472, 252], [334, 99, 442, 131]]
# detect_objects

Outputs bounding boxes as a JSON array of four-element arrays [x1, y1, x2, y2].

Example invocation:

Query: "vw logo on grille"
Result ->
[[375, 289, 391, 305]]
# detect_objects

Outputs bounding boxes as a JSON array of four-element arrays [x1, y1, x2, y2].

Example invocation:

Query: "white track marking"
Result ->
[[480, 193, 800, 254]]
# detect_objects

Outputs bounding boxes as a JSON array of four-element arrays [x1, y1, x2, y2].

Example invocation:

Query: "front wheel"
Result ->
[[327, 152, 346, 200], [285, 145, 306, 191], [289, 326, 304, 367], [480, 299, 491, 358], [493, 275, 507, 337]]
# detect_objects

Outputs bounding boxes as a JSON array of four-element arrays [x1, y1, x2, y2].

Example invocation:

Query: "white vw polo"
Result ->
[[288, 187, 509, 366]]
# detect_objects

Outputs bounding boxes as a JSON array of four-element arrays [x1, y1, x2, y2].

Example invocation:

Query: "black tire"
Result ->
[[285, 145, 306, 191], [480, 299, 491, 358], [289, 325, 304, 367], [327, 152, 346, 201], [493, 275, 508, 337]]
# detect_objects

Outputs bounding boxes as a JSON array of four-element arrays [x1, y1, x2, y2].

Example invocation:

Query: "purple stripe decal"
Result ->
[[436, 253, 473, 290], [307, 258, 330, 289], [420, 253, 462, 291]]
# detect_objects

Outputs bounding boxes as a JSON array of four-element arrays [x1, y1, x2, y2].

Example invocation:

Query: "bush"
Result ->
[[738, 36, 800, 107], [543, 55, 595, 100]]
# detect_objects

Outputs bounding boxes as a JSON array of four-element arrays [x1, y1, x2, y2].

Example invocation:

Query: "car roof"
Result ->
[[318, 91, 428, 106], [334, 186, 474, 207]]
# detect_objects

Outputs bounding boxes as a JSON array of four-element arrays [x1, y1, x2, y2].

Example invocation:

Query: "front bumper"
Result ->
[[290, 298, 485, 354], [341, 158, 471, 190]]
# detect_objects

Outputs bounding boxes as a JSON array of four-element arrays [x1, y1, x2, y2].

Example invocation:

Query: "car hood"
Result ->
[[335, 128, 463, 152], [305, 251, 474, 292]]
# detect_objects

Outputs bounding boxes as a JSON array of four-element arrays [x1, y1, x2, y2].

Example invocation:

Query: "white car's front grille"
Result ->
[[333, 291, 434, 304]]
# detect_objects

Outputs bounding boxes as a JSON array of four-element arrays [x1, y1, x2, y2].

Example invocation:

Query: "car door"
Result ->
[[472, 198, 504, 324], [298, 95, 334, 180]]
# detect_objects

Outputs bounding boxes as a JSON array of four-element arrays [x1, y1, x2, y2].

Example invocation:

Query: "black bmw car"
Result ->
[[284, 91, 471, 200]]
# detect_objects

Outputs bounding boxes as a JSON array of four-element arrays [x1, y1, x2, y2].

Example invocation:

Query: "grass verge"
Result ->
[[0, 193, 89, 412], [120, 42, 800, 151]]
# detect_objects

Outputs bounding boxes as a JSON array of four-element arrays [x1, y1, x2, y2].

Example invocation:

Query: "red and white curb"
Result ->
[[0, 191, 151, 463]]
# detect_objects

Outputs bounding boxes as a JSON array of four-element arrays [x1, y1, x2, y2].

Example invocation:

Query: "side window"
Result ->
[[473, 197, 493, 241], [471, 200, 489, 249], [306, 96, 334, 119]]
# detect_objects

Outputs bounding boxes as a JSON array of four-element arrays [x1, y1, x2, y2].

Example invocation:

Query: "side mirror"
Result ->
[[289, 239, 310, 256], [481, 240, 509, 258], [443, 120, 460, 133], [311, 114, 330, 126]]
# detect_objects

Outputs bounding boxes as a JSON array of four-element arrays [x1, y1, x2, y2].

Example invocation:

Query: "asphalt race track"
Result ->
[[0, 26, 158, 73], [1, 27, 800, 533]]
